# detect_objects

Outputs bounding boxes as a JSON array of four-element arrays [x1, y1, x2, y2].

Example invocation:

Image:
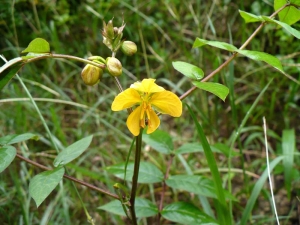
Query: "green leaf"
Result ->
[[282, 129, 295, 198], [0, 57, 23, 91], [142, 129, 173, 154], [29, 167, 65, 207], [0, 146, 16, 173], [172, 61, 204, 80], [161, 202, 218, 225], [262, 16, 300, 39], [106, 161, 164, 184], [237, 49, 284, 73], [240, 156, 284, 225], [192, 81, 229, 101], [98, 198, 158, 218], [22, 38, 50, 54], [193, 38, 238, 52], [53, 135, 93, 167], [239, 10, 264, 23], [0, 133, 39, 146], [175, 142, 223, 155], [166, 175, 235, 200], [274, 0, 300, 25], [212, 143, 238, 157]]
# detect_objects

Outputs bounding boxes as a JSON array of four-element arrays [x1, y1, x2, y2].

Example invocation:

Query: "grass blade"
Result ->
[[240, 156, 284, 225], [186, 104, 230, 225]]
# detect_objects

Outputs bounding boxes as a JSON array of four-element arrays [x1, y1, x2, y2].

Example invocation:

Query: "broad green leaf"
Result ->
[[142, 129, 173, 154], [106, 161, 164, 184], [0, 133, 39, 146], [29, 167, 65, 207], [193, 38, 238, 52], [172, 61, 204, 80], [175, 142, 223, 155], [212, 143, 238, 157], [98, 198, 158, 217], [0, 57, 23, 91], [0, 146, 16, 173], [192, 81, 229, 101], [274, 0, 300, 25], [241, 156, 284, 225], [237, 49, 284, 73], [22, 38, 50, 54], [166, 175, 235, 200], [161, 202, 218, 225], [175, 142, 237, 157], [262, 16, 300, 39], [239, 10, 264, 23], [53, 135, 93, 167], [282, 129, 295, 198]]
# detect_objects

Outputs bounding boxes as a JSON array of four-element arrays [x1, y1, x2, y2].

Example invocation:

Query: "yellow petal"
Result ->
[[126, 105, 143, 136], [146, 108, 160, 134], [111, 88, 141, 111], [151, 91, 182, 117], [131, 78, 165, 93]]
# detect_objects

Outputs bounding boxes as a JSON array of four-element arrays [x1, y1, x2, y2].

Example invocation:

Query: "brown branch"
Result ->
[[16, 153, 119, 200], [179, 3, 290, 101]]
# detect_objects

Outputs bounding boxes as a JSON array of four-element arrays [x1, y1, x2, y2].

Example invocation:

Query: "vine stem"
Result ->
[[179, 3, 290, 101], [129, 129, 143, 224], [15, 153, 119, 199]]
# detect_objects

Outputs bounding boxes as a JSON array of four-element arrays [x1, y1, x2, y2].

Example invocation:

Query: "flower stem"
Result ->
[[129, 129, 143, 224]]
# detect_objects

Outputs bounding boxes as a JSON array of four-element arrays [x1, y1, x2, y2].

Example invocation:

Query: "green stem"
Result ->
[[25, 53, 106, 69], [129, 129, 143, 224]]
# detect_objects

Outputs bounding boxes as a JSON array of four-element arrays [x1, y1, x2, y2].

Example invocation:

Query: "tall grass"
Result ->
[[0, 0, 299, 224]]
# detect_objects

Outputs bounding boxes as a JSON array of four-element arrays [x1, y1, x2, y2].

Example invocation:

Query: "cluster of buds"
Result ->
[[102, 19, 137, 56], [102, 19, 126, 53], [81, 19, 137, 86]]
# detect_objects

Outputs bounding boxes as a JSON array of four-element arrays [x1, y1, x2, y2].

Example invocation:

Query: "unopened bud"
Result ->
[[81, 64, 103, 86], [88, 56, 106, 64], [106, 57, 122, 77], [121, 41, 137, 56]]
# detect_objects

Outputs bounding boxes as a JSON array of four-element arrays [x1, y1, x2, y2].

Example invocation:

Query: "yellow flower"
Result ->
[[111, 79, 182, 136]]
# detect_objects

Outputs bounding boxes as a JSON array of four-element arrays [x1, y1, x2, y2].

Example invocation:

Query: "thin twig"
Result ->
[[16, 154, 119, 200], [179, 3, 290, 101]]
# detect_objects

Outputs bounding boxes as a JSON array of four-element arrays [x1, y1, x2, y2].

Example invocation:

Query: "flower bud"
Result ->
[[81, 64, 103, 86], [88, 56, 106, 64], [121, 41, 137, 56], [106, 57, 122, 77]]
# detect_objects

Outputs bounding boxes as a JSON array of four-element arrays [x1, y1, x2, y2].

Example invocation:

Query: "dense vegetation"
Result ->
[[0, 0, 299, 224]]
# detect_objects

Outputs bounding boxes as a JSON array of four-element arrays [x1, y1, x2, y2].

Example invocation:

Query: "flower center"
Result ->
[[139, 92, 154, 128]]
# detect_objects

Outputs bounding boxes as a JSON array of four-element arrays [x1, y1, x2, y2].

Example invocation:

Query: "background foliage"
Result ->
[[0, 0, 299, 224]]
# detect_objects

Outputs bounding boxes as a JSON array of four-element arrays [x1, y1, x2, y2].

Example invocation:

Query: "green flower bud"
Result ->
[[81, 64, 103, 86], [121, 41, 137, 56], [106, 57, 122, 77], [88, 56, 106, 64]]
